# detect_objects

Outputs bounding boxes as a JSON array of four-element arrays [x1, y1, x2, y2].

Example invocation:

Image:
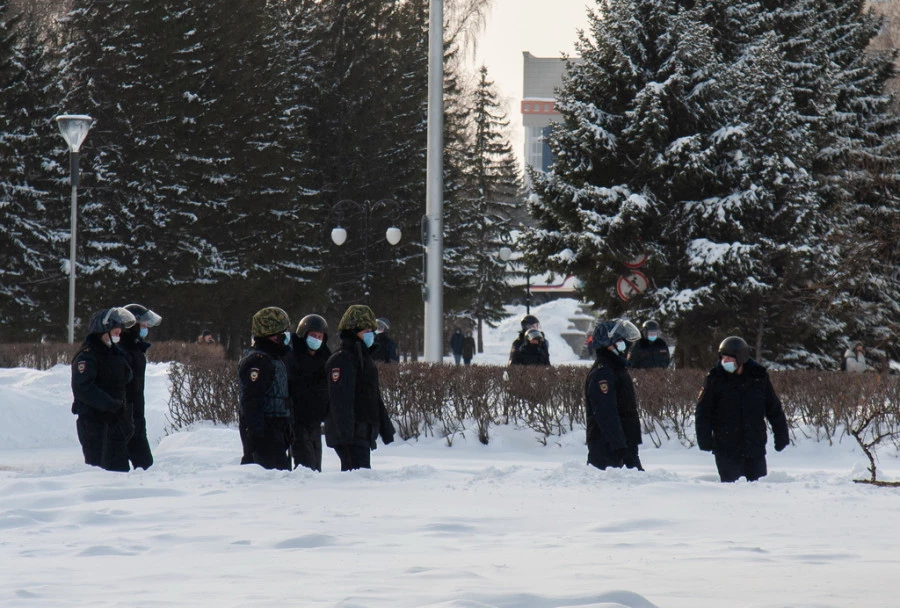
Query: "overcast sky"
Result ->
[[470, 0, 593, 162]]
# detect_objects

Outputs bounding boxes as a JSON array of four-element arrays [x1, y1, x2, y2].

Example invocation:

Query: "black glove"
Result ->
[[775, 437, 789, 452]]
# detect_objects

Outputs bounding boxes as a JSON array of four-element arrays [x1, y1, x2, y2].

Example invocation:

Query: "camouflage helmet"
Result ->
[[338, 304, 378, 333], [251, 306, 291, 338]]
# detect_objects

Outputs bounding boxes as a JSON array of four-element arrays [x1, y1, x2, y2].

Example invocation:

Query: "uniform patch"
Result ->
[[249, 368, 260, 382], [77, 361, 86, 374], [598, 379, 609, 394], [331, 368, 341, 383]]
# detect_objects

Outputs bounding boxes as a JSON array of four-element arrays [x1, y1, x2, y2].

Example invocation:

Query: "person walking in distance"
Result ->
[[584, 319, 644, 471], [627, 320, 671, 369], [237, 307, 293, 470], [695, 336, 790, 482], [120, 303, 163, 470], [71, 307, 137, 472], [284, 314, 331, 471], [325, 305, 394, 471]]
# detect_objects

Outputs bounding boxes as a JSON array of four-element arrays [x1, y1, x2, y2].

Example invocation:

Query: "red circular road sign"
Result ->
[[623, 252, 650, 269], [616, 271, 649, 301]]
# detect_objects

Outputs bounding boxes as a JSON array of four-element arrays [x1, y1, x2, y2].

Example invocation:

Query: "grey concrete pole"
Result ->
[[424, 0, 444, 362], [67, 152, 80, 344]]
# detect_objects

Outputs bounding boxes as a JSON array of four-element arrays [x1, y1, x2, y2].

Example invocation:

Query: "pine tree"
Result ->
[[452, 65, 521, 352], [0, 2, 64, 339]]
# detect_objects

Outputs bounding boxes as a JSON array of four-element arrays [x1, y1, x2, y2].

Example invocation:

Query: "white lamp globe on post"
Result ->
[[55, 114, 93, 344], [386, 226, 402, 246], [331, 226, 348, 247]]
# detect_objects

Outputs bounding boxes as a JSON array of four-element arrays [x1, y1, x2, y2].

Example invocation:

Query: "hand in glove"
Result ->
[[774, 436, 789, 452]]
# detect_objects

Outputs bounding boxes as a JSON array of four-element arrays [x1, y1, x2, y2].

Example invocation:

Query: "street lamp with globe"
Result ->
[[329, 199, 402, 301], [55, 114, 94, 344]]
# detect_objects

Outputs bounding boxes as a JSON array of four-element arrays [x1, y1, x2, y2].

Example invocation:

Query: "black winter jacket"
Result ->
[[284, 333, 331, 428], [695, 359, 789, 457], [238, 338, 291, 441], [628, 338, 671, 369], [71, 334, 134, 426], [584, 349, 642, 451], [325, 331, 384, 449], [508, 333, 550, 366], [119, 332, 151, 421]]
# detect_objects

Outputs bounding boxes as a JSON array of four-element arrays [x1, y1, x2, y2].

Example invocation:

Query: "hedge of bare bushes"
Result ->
[[165, 361, 900, 474], [5, 342, 899, 481]]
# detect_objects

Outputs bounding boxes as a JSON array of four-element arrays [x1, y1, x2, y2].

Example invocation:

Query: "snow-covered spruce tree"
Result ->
[[0, 3, 63, 339], [525, 1, 754, 365], [772, 0, 900, 365], [452, 65, 522, 353]]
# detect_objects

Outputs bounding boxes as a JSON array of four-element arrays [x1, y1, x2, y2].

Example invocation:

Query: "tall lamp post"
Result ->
[[329, 199, 402, 302], [55, 114, 93, 344]]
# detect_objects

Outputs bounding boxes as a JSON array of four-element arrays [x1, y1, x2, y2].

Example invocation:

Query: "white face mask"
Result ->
[[110, 334, 120, 344]]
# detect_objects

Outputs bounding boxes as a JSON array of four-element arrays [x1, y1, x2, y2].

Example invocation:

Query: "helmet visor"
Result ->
[[611, 320, 641, 342], [137, 309, 162, 327], [105, 307, 137, 330]]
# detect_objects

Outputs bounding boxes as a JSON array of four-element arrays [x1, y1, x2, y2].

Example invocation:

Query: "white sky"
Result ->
[[2, 299, 899, 607], [470, 0, 594, 162]]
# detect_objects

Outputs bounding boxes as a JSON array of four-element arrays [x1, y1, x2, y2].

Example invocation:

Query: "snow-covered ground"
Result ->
[[2, 300, 899, 608]]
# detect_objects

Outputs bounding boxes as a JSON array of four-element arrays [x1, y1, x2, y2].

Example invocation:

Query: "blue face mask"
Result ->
[[306, 336, 323, 351], [139, 327, 149, 339], [722, 361, 737, 373], [615, 341, 627, 353], [647, 334, 657, 342], [362, 331, 375, 348], [283, 331, 291, 346]]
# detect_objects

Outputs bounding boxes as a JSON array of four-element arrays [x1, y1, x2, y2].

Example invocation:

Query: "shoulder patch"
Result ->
[[249, 368, 260, 382], [77, 361, 87, 374], [330, 367, 341, 383], [598, 379, 609, 394]]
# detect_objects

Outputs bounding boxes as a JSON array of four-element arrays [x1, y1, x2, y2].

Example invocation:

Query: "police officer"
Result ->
[[584, 319, 644, 471], [120, 303, 163, 470], [238, 307, 293, 470], [695, 336, 790, 482], [325, 305, 394, 471], [372, 317, 400, 363], [509, 314, 550, 366], [628, 320, 671, 369], [284, 314, 331, 471], [71, 307, 137, 472]]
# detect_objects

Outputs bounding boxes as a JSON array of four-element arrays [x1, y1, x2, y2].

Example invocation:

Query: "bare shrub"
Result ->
[[0, 342, 80, 369], [166, 360, 239, 433]]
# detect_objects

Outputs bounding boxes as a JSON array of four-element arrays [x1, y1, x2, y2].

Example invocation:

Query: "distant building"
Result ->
[[521, 52, 574, 175], [522, 6, 900, 174]]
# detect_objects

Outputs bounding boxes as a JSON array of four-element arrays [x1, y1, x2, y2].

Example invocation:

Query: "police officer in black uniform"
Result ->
[[627, 320, 671, 369], [120, 303, 163, 470], [508, 314, 550, 366], [237, 306, 293, 470], [695, 336, 790, 482], [372, 317, 399, 363], [71, 307, 137, 472], [284, 313, 331, 471], [325, 305, 394, 471], [584, 319, 644, 471]]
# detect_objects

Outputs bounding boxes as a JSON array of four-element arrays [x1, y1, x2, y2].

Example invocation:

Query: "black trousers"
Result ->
[[333, 444, 371, 471], [127, 417, 154, 470], [76, 416, 130, 472], [246, 417, 292, 471], [292, 423, 323, 472], [587, 441, 643, 471], [715, 452, 768, 482]]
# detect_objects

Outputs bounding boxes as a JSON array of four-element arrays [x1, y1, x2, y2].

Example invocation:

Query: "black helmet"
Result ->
[[520, 314, 540, 332], [87, 307, 137, 334], [124, 303, 162, 327], [591, 319, 641, 349], [297, 314, 328, 337], [642, 319, 660, 335], [718, 336, 750, 365], [376, 317, 390, 333]]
